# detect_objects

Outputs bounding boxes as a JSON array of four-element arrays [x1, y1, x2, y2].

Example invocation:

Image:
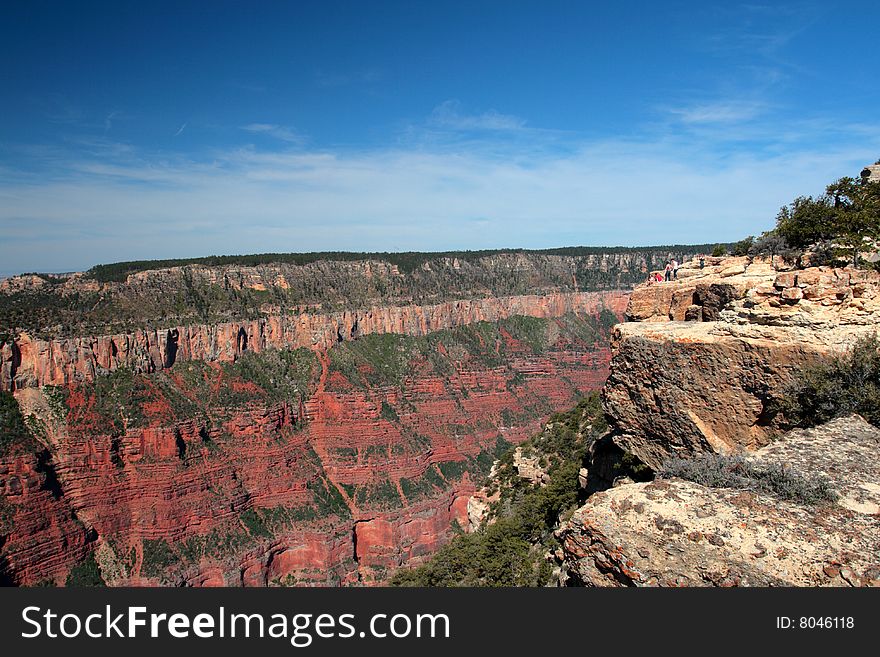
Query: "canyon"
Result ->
[[0, 252, 643, 586], [10, 248, 873, 588]]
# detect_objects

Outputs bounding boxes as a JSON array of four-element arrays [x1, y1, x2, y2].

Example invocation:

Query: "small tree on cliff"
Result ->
[[772, 169, 880, 267], [749, 231, 799, 268], [773, 195, 836, 250], [826, 175, 880, 266]]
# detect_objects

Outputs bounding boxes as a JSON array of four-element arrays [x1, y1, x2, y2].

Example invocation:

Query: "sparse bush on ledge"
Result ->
[[659, 454, 836, 506], [775, 334, 880, 429]]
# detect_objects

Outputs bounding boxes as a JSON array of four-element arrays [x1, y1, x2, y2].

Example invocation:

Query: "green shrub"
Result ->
[[598, 308, 619, 331], [0, 496, 16, 534], [240, 509, 274, 539], [141, 539, 178, 578], [399, 470, 446, 501], [437, 460, 468, 481], [308, 478, 351, 518], [0, 391, 39, 456], [380, 400, 400, 422], [776, 335, 880, 428], [731, 236, 755, 257]]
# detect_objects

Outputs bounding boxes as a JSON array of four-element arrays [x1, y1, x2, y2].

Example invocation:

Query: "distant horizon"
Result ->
[[0, 241, 726, 280]]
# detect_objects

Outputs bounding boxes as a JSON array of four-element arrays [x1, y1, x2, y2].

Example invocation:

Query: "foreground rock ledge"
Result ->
[[559, 416, 880, 587]]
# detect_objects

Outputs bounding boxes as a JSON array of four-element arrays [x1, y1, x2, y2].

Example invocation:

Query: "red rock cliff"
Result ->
[[2, 291, 626, 391], [1, 291, 629, 586]]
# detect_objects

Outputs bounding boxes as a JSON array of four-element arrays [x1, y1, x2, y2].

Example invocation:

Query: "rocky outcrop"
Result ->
[[557, 254, 880, 587], [604, 256, 880, 468], [1, 291, 628, 391], [512, 447, 550, 485], [559, 416, 880, 587]]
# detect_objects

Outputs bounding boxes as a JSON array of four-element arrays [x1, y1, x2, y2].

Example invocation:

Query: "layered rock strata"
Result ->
[[1, 291, 626, 391], [1, 291, 627, 586]]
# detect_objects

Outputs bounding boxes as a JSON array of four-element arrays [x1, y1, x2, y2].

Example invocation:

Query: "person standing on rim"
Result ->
[[664, 261, 672, 282], [671, 257, 679, 280]]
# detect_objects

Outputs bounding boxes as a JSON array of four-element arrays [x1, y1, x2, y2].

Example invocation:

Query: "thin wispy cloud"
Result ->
[[241, 123, 303, 143], [315, 67, 384, 88], [103, 111, 119, 134], [42, 94, 85, 126], [698, 1, 822, 75], [428, 100, 527, 132], [667, 100, 768, 125], [174, 122, 187, 137]]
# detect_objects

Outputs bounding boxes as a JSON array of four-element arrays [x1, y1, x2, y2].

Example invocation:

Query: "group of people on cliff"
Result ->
[[646, 258, 679, 284], [645, 255, 706, 285]]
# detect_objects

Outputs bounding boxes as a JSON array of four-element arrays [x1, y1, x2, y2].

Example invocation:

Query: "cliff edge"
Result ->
[[560, 415, 880, 586], [560, 255, 880, 587], [606, 256, 880, 468]]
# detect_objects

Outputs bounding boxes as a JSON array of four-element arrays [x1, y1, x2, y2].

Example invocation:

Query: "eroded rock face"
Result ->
[[0, 293, 628, 586], [0, 250, 702, 343], [0, 291, 627, 391], [0, 448, 93, 586], [559, 416, 880, 587], [604, 256, 880, 468], [512, 447, 549, 486]]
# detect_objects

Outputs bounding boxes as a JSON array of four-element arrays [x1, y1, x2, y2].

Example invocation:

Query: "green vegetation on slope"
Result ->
[[139, 476, 349, 583], [174, 348, 318, 407], [391, 393, 609, 587], [0, 391, 40, 456], [61, 347, 318, 433], [65, 553, 106, 587], [329, 313, 606, 388]]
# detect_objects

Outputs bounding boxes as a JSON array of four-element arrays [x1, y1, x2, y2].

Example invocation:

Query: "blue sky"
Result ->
[[2, 1, 879, 275]]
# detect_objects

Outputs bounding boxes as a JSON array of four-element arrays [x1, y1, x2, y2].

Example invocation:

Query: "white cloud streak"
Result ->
[[2, 117, 879, 275], [667, 100, 768, 125], [241, 123, 303, 143], [428, 100, 527, 131]]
